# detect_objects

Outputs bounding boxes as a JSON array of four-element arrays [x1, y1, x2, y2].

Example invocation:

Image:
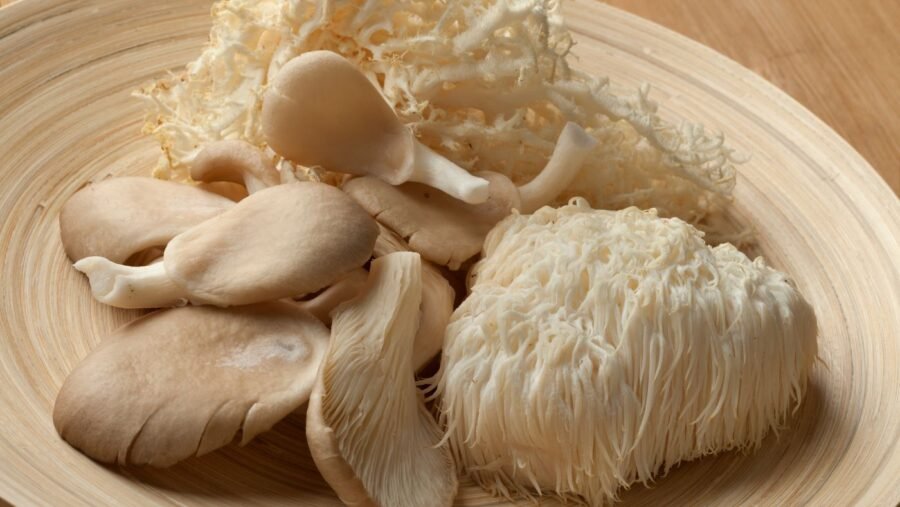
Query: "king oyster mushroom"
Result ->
[[262, 50, 489, 205], [306, 252, 457, 507], [60, 177, 234, 264], [74, 182, 379, 308], [54, 302, 329, 467], [343, 122, 597, 270]]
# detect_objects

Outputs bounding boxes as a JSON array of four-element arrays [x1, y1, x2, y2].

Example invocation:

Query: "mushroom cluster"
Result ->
[[55, 50, 816, 507]]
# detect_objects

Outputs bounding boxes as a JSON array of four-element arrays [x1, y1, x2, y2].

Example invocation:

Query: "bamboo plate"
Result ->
[[1, 0, 898, 505]]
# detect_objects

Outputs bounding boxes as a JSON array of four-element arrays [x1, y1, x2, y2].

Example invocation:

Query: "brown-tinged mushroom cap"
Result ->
[[306, 252, 457, 507], [75, 182, 379, 308], [190, 139, 281, 194], [59, 177, 234, 263], [344, 172, 518, 270], [262, 51, 489, 204], [53, 302, 329, 467]]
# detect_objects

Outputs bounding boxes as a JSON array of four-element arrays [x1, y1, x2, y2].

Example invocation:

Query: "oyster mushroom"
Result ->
[[59, 177, 234, 264], [306, 252, 457, 507], [373, 224, 454, 371], [74, 182, 378, 308], [343, 122, 597, 270], [262, 50, 489, 205], [54, 302, 329, 467], [190, 139, 281, 194]]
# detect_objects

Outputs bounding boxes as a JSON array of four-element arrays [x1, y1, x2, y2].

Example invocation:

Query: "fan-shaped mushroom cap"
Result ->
[[344, 172, 517, 270], [76, 182, 379, 309], [165, 182, 378, 306], [263, 51, 489, 204], [60, 177, 234, 263], [53, 302, 329, 467], [190, 139, 281, 194], [306, 252, 457, 507]]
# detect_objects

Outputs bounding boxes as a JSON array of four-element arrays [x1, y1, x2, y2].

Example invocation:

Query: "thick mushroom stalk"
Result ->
[[517, 121, 598, 213], [190, 139, 281, 194], [263, 50, 489, 204], [74, 257, 196, 309]]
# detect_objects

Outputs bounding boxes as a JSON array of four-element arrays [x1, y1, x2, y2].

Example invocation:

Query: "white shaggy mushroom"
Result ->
[[434, 199, 818, 505]]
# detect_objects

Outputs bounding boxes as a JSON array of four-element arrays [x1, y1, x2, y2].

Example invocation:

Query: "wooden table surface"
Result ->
[[1, 0, 897, 194]]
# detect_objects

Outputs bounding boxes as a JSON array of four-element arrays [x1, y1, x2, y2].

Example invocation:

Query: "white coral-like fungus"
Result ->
[[434, 199, 817, 505], [137, 0, 740, 240]]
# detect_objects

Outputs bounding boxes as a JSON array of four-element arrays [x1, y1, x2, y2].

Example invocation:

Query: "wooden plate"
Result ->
[[1, 0, 898, 505]]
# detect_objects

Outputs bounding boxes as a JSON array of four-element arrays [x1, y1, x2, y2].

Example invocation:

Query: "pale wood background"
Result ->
[[1, 0, 897, 194]]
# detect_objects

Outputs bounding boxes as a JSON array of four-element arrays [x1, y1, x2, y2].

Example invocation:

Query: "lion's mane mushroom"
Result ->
[[262, 50, 489, 205], [54, 302, 329, 467], [60, 177, 234, 264], [343, 122, 596, 270], [190, 139, 281, 193], [74, 182, 378, 308], [306, 252, 457, 507], [434, 200, 818, 505]]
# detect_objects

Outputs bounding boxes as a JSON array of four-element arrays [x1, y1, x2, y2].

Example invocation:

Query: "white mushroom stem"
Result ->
[[73, 257, 197, 309], [407, 141, 490, 204], [517, 122, 598, 213]]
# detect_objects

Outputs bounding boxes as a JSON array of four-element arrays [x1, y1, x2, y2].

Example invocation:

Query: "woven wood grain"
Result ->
[[0, 0, 898, 505]]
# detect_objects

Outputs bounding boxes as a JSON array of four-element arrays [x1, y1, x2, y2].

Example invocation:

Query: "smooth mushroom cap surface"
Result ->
[[263, 51, 489, 205], [263, 50, 409, 181], [344, 171, 518, 270], [165, 182, 379, 306], [306, 252, 457, 507], [59, 177, 234, 263], [53, 302, 329, 467], [190, 139, 281, 194]]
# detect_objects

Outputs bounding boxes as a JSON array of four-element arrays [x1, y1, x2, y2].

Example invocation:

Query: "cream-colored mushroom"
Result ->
[[53, 302, 329, 467], [59, 177, 234, 264], [190, 139, 281, 194], [75, 182, 378, 308], [374, 224, 454, 371], [262, 50, 489, 205], [343, 122, 597, 270], [306, 252, 457, 507]]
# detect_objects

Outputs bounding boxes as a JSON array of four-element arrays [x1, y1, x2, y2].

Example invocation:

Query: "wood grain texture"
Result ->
[[0, 0, 898, 506], [602, 0, 900, 195]]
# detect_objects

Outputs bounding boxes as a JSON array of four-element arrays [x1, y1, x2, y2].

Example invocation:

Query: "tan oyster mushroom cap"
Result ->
[[306, 252, 457, 507], [59, 177, 234, 263], [75, 182, 378, 309], [190, 139, 281, 194], [344, 172, 517, 270], [262, 51, 489, 204], [166, 182, 378, 306], [53, 302, 329, 467]]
